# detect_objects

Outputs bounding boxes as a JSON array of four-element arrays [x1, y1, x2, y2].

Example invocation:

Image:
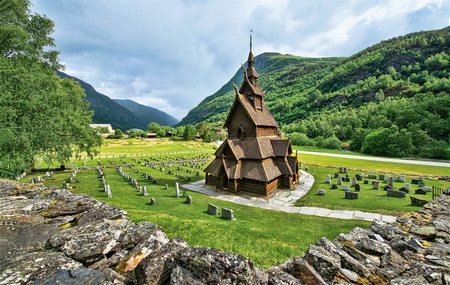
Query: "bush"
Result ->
[[289, 133, 315, 147], [321, 136, 342, 149]]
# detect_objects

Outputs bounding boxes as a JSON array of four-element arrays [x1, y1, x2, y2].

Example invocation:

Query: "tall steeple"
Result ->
[[246, 30, 259, 82]]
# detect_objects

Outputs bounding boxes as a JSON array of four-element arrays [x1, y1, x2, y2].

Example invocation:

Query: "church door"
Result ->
[[221, 172, 228, 189]]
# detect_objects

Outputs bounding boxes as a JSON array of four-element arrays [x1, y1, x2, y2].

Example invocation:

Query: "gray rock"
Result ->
[[170, 247, 261, 284], [317, 189, 326, 196], [48, 218, 132, 263], [32, 268, 107, 285], [0, 251, 81, 284], [266, 268, 301, 285], [410, 226, 437, 240], [357, 237, 388, 256], [370, 220, 403, 240], [115, 226, 169, 275], [135, 238, 188, 285], [304, 245, 341, 283], [77, 202, 127, 225], [283, 258, 327, 285]]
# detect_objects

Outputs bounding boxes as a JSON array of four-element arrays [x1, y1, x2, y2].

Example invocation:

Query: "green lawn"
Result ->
[[298, 153, 448, 176], [297, 166, 449, 215], [292, 145, 367, 156], [39, 166, 368, 268]]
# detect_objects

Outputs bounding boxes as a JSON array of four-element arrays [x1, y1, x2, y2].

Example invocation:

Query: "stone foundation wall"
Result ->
[[0, 180, 448, 284]]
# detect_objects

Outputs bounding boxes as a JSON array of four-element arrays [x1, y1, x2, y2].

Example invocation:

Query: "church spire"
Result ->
[[246, 29, 258, 81]]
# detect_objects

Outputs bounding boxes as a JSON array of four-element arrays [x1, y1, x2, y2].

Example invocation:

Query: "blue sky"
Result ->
[[32, 0, 449, 120]]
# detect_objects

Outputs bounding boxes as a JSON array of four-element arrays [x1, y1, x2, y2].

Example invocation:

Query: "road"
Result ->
[[297, 151, 450, 168]]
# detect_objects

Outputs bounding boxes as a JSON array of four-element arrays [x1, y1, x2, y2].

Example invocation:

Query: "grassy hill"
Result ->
[[114, 99, 179, 127], [179, 27, 450, 159]]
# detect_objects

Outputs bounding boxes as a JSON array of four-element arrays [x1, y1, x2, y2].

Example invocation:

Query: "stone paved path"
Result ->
[[182, 170, 397, 223]]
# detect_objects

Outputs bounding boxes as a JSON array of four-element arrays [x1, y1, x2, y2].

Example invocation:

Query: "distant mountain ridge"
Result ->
[[114, 99, 179, 127], [58, 71, 178, 130]]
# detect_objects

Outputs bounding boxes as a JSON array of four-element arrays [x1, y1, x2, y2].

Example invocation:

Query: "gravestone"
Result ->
[[331, 184, 338, 189], [345, 192, 358, 199], [352, 177, 357, 187], [165, 183, 169, 190], [175, 183, 180, 197], [387, 190, 406, 198], [372, 181, 379, 189], [355, 174, 363, 181], [149, 197, 157, 205], [422, 186, 432, 192], [325, 175, 332, 184], [207, 204, 219, 215], [337, 176, 343, 185], [378, 175, 385, 181], [355, 184, 361, 192], [411, 178, 422, 185], [398, 187, 409, 193], [415, 188, 427, 195], [107, 185, 112, 198], [317, 189, 326, 196], [418, 181, 426, 187], [367, 174, 377, 180], [342, 185, 350, 191], [343, 177, 350, 182], [334, 173, 340, 179], [221, 208, 235, 220], [185, 195, 193, 204], [384, 175, 390, 183], [388, 176, 394, 188], [384, 185, 393, 191], [405, 183, 411, 191], [143, 186, 148, 196], [363, 180, 369, 184], [410, 196, 428, 207]]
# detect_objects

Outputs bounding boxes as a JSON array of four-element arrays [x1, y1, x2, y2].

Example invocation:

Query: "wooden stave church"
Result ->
[[204, 36, 300, 197]]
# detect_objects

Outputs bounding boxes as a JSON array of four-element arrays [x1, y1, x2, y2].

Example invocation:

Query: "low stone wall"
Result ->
[[0, 180, 448, 284]]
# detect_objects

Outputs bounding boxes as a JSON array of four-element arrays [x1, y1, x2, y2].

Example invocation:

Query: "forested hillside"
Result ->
[[180, 27, 450, 159], [114, 99, 179, 127]]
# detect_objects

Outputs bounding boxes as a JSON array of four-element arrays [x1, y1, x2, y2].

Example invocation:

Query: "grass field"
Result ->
[[27, 139, 449, 267], [297, 166, 449, 215], [298, 153, 448, 176]]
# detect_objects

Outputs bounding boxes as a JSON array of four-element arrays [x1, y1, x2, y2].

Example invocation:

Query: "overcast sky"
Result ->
[[32, 0, 449, 120]]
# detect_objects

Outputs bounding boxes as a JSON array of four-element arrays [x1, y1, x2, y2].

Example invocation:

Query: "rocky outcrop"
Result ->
[[0, 180, 449, 284]]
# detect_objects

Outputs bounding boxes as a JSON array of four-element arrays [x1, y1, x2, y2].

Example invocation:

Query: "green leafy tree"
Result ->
[[182, 125, 196, 140], [0, 0, 101, 177], [148, 122, 162, 133]]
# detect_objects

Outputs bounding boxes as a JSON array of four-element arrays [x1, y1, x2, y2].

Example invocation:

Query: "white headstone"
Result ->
[[143, 186, 148, 196], [176, 182, 180, 197], [352, 177, 357, 187], [107, 185, 112, 197], [325, 175, 331, 184], [337, 176, 343, 185], [405, 183, 410, 190]]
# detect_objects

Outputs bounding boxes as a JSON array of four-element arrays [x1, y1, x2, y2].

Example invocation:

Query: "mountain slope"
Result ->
[[114, 99, 179, 126], [178, 53, 341, 125], [179, 27, 450, 158]]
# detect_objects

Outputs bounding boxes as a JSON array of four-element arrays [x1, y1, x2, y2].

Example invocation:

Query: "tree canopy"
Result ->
[[0, 0, 101, 177]]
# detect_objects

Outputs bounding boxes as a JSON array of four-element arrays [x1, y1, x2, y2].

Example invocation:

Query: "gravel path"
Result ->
[[182, 171, 397, 223]]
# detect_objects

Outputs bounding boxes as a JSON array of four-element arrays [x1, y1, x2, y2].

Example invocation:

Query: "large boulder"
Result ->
[[48, 218, 132, 264], [169, 247, 264, 284]]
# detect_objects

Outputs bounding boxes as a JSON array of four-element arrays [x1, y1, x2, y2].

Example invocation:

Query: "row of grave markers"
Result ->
[[97, 167, 112, 197]]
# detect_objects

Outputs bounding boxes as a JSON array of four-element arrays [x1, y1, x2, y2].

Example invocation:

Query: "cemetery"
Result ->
[[20, 139, 449, 268]]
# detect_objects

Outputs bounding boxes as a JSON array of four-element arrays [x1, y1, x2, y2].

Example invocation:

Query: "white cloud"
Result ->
[[32, 0, 448, 120]]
